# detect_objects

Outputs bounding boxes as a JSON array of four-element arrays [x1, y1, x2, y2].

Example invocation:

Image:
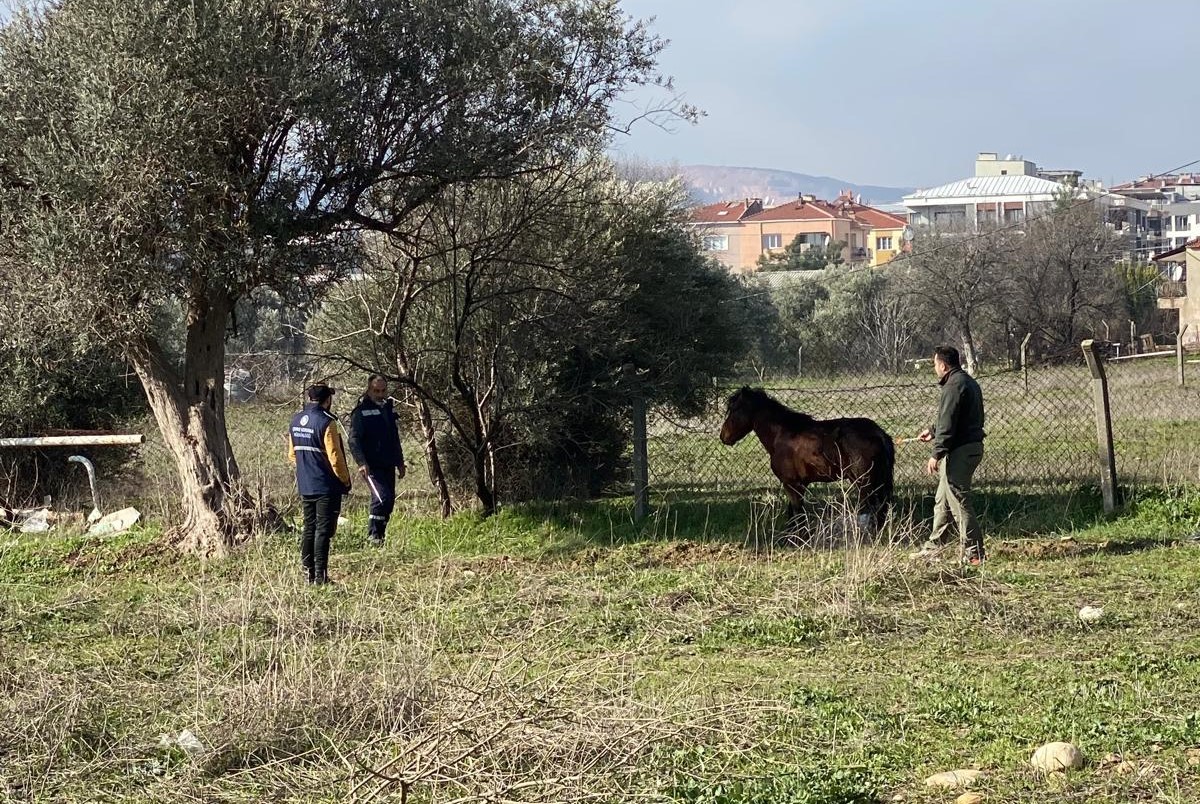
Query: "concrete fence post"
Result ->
[[1178, 323, 1190, 388]]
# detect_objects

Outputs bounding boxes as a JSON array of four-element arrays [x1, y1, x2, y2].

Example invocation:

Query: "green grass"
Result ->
[[4, 485, 1200, 802]]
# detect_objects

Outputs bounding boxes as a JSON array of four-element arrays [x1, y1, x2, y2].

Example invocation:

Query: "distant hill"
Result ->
[[678, 164, 913, 207]]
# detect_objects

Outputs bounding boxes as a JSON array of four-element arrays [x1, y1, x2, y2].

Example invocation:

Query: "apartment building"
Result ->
[[690, 193, 907, 273]]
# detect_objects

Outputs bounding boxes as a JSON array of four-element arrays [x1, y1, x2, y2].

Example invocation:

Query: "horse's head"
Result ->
[[719, 386, 760, 445]]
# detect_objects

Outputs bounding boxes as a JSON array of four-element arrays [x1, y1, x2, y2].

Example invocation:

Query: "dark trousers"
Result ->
[[366, 466, 397, 541], [300, 493, 342, 581]]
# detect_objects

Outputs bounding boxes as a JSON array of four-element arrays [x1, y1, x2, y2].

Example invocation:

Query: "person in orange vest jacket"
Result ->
[[288, 383, 352, 584]]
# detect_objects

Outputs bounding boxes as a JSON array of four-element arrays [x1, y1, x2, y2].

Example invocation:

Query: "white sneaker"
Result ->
[[907, 544, 948, 561]]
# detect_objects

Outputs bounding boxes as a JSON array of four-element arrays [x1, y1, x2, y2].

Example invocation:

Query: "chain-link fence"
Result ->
[[642, 342, 1200, 514], [6, 340, 1199, 529], [119, 390, 444, 524], [1104, 349, 1200, 486]]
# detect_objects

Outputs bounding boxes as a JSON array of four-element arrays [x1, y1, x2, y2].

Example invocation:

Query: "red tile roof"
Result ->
[[743, 197, 907, 228], [844, 204, 907, 229], [744, 198, 842, 222], [690, 199, 762, 224]]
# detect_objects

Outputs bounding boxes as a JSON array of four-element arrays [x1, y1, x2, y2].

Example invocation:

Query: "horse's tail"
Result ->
[[868, 427, 895, 526]]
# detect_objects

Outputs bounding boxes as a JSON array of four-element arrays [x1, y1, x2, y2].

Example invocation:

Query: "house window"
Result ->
[[875, 236, 894, 251], [933, 209, 967, 226], [702, 235, 729, 252], [761, 233, 782, 250], [1176, 215, 1190, 230], [1003, 207, 1025, 224]]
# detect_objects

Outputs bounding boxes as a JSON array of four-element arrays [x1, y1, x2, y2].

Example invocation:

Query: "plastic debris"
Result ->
[[158, 729, 205, 758], [18, 509, 52, 534], [87, 507, 141, 537]]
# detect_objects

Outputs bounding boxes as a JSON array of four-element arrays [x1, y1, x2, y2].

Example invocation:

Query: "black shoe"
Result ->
[[313, 568, 334, 585]]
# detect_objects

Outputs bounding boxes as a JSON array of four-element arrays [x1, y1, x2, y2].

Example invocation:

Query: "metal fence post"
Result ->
[[1178, 323, 1190, 388], [1081, 340, 1118, 513], [1020, 332, 1032, 395], [625, 364, 649, 522]]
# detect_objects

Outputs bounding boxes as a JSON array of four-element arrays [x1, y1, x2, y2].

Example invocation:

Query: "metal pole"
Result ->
[[797, 346, 803, 377], [1021, 332, 1033, 394], [1178, 323, 1190, 388], [1081, 340, 1118, 513], [631, 393, 649, 522], [0, 434, 145, 447], [625, 363, 649, 522]]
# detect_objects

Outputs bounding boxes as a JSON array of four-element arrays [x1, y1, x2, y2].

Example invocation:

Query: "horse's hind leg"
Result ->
[[781, 483, 808, 544], [850, 474, 881, 539], [854, 473, 891, 538]]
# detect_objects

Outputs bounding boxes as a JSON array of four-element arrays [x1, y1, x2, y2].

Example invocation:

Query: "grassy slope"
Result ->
[[3, 491, 1200, 803]]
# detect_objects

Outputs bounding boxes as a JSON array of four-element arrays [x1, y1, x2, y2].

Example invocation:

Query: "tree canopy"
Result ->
[[0, 0, 679, 553]]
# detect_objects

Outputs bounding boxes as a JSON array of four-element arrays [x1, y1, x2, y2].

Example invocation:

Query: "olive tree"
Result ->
[[0, 0, 677, 553]]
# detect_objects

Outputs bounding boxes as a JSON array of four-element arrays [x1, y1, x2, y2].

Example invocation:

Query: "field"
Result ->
[[4, 487, 1200, 803], [7, 356, 1200, 802]]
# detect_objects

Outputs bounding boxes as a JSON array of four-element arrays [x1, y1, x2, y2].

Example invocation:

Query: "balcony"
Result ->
[[1157, 279, 1188, 309]]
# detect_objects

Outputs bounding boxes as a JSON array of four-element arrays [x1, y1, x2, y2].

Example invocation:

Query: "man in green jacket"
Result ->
[[913, 345, 987, 564]]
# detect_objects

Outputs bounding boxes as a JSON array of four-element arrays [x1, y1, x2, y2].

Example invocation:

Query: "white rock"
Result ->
[[924, 769, 983, 789], [1078, 605, 1104, 623], [956, 794, 985, 804], [1030, 741, 1084, 772]]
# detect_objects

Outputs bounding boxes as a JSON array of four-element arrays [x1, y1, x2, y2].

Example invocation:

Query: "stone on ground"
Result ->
[[1030, 741, 1084, 772]]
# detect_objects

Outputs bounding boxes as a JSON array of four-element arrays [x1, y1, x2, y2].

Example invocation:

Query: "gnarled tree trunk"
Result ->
[[414, 396, 453, 519], [128, 291, 251, 556]]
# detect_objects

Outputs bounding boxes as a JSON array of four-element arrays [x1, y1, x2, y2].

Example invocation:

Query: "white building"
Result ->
[[904, 153, 1150, 251], [903, 173, 1063, 228], [1110, 175, 1200, 257]]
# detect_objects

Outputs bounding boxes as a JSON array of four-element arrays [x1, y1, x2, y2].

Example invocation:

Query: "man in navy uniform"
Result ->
[[348, 374, 406, 546], [289, 383, 352, 584]]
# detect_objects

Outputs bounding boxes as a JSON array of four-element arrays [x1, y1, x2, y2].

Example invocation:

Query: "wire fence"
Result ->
[[643, 344, 1200, 510], [4, 342, 1200, 529]]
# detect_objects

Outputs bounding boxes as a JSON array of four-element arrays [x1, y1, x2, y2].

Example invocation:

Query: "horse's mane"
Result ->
[[733, 387, 816, 430]]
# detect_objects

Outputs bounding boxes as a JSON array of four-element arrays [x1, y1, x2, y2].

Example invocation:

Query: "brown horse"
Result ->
[[718, 387, 894, 533]]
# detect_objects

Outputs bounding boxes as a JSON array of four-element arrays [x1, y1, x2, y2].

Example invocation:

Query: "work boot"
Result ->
[[313, 566, 334, 586]]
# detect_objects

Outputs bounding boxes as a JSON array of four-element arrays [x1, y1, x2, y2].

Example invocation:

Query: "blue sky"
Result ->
[[614, 0, 1200, 188], [5, 1, 1195, 189]]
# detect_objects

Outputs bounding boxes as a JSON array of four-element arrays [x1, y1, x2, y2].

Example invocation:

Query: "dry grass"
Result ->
[[5, 483, 1200, 803]]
